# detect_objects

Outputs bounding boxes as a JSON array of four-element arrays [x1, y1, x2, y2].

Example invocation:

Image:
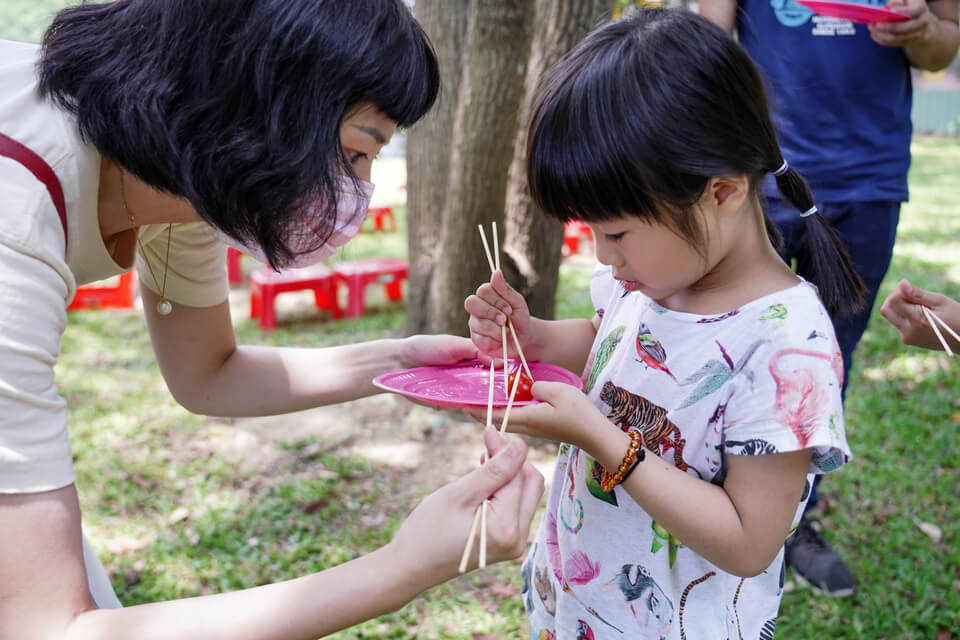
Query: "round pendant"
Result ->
[[157, 299, 173, 315]]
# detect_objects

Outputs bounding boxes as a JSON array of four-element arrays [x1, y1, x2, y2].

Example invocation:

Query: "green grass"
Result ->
[[0, 0, 70, 43], [770, 137, 960, 639]]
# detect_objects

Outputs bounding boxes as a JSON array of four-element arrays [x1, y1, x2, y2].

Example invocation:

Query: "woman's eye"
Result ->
[[349, 152, 369, 163], [606, 232, 625, 241]]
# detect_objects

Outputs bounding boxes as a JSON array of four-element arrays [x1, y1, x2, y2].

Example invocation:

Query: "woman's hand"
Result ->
[[465, 270, 537, 363], [388, 427, 544, 584], [399, 334, 479, 369], [468, 381, 608, 452], [879, 279, 960, 351]]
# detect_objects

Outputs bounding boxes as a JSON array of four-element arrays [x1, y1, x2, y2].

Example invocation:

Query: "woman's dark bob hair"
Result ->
[[40, 0, 439, 268], [527, 9, 864, 318]]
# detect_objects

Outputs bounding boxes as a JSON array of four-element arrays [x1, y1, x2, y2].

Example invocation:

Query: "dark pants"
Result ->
[[766, 199, 901, 510]]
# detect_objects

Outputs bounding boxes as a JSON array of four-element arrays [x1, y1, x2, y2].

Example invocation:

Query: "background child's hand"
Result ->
[[474, 381, 607, 452], [869, 0, 940, 49], [879, 279, 960, 351], [465, 270, 537, 363]]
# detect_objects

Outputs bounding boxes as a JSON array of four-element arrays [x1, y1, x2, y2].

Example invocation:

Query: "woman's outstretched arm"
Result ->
[[142, 289, 478, 417], [0, 429, 542, 640]]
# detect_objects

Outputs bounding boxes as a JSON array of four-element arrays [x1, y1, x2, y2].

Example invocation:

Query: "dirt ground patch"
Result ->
[[203, 393, 559, 497], [189, 282, 561, 508]]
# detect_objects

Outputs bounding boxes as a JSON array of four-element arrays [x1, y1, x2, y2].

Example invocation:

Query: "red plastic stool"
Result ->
[[332, 257, 409, 317], [249, 264, 341, 330], [365, 206, 397, 232], [563, 221, 594, 256], [68, 271, 136, 310], [227, 247, 245, 283]]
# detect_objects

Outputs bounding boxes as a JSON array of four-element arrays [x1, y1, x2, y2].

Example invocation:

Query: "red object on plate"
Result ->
[[373, 359, 582, 409], [507, 370, 535, 401], [795, 0, 909, 23]]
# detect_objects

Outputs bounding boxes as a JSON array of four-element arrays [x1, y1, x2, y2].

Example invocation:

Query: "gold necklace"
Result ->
[[119, 170, 173, 315]]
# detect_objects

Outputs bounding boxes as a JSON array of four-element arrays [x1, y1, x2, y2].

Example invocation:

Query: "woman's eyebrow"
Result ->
[[350, 124, 388, 145]]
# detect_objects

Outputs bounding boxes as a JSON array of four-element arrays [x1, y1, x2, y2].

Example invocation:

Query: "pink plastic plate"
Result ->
[[373, 359, 583, 409], [796, 1, 909, 23]]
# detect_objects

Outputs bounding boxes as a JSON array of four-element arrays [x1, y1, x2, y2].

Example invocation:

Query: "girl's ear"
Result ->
[[704, 175, 750, 217]]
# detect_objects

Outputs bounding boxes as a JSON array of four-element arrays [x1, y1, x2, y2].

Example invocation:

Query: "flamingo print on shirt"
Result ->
[[768, 348, 840, 447]]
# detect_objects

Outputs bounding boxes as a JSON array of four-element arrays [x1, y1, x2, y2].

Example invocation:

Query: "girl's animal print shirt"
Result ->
[[522, 265, 851, 640]]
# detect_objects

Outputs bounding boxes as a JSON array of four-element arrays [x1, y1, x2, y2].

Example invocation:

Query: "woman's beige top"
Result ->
[[0, 40, 229, 493]]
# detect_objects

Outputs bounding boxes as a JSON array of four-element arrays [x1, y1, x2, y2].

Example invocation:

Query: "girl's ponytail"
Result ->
[[772, 159, 866, 318]]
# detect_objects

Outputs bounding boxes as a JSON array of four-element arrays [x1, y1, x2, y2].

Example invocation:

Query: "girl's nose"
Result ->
[[593, 235, 621, 268]]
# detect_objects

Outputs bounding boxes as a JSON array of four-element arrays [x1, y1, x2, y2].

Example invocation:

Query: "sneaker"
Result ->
[[784, 516, 855, 598]]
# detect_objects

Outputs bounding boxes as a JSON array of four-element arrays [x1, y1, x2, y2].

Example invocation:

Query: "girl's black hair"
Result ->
[[39, 0, 439, 268], [527, 9, 864, 317]]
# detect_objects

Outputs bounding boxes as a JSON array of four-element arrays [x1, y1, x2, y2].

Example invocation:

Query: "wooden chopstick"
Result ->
[[486, 359, 495, 427], [924, 306, 959, 344], [479, 501, 488, 568], [477, 224, 534, 380], [460, 361, 497, 573], [478, 360, 496, 568], [458, 506, 483, 573], [500, 361, 523, 434], [920, 305, 956, 357], [461, 223, 534, 573], [508, 322, 534, 380], [492, 223, 511, 404]]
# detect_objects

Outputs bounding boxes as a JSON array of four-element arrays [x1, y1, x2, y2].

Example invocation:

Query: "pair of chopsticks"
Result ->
[[477, 222, 534, 382], [458, 222, 534, 573], [919, 305, 959, 357]]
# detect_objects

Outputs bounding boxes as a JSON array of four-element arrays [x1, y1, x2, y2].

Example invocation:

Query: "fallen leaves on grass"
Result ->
[[913, 517, 943, 544], [105, 534, 152, 555], [168, 507, 190, 524], [469, 577, 521, 614]]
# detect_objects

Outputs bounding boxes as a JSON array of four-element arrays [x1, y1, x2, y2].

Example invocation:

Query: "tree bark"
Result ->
[[406, 0, 470, 335], [407, 0, 536, 336], [502, 0, 614, 320]]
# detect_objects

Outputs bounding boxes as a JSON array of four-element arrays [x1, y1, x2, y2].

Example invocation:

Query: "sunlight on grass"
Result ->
[[862, 351, 953, 380]]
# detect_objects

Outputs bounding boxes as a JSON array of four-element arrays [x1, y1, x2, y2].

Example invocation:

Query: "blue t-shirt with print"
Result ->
[[737, 0, 913, 203]]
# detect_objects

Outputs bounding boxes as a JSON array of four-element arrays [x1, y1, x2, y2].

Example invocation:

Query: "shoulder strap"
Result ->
[[0, 131, 68, 249]]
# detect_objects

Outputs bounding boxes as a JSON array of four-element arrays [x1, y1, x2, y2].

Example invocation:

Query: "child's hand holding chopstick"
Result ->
[[880, 279, 960, 355]]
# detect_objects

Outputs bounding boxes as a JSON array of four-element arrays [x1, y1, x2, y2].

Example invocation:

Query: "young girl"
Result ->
[[465, 9, 864, 640]]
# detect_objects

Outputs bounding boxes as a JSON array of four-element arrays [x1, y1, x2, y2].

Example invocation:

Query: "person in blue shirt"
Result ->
[[701, 0, 958, 598]]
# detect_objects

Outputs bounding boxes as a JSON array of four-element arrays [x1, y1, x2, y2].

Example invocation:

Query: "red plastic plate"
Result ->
[[373, 359, 582, 409], [796, 1, 909, 24]]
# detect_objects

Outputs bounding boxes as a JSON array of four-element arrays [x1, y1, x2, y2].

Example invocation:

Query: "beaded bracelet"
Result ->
[[600, 429, 645, 492]]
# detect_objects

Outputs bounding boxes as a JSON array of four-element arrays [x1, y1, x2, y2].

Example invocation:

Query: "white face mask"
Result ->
[[218, 177, 375, 268]]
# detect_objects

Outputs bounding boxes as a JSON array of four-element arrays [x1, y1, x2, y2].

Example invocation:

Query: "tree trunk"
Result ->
[[406, 0, 469, 335], [502, 0, 614, 320], [407, 0, 535, 336]]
